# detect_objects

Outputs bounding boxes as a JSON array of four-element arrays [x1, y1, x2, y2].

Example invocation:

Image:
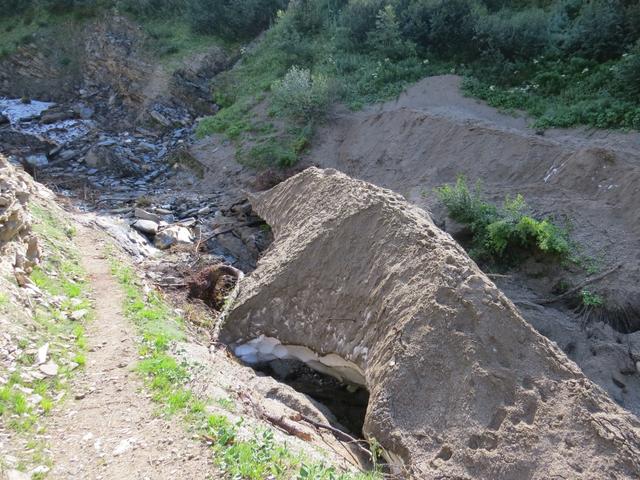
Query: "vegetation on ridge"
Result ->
[[436, 177, 570, 264]]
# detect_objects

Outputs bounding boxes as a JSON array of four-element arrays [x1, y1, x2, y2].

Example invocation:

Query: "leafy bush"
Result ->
[[436, 177, 569, 262], [187, 0, 286, 39], [399, 0, 478, 56], [563, 0, 626, 60], [615, 41, 640, 101], [580, 289, 604, 308], [475, 7, 550, 59], [367, 4, 414, 59], [271, 65, 330, 121], [338, 0, 384, 51], [0, 0, 34, 15], [117, 0, 186, 18]]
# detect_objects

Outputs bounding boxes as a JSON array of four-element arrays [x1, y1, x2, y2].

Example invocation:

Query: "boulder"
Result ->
[[84, 145, 138, 177], [221, 168, 640, 479], [132, 219, 159, 235], [134, 208, 162, 223], [24, 154, 48, 168], [154, 225, 193, 250]]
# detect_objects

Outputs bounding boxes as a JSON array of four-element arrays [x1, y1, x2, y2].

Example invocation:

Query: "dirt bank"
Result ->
[[222, 167, 640, 479]]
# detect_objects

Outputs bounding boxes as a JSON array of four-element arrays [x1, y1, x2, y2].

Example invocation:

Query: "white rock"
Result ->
[[71, 309, 88, 321], [39, 361, 58, 377], [30, 466, 50, 476], [113, 438, 134, 456], [154, 226, 193, 250], [6, 470, 30, 480]]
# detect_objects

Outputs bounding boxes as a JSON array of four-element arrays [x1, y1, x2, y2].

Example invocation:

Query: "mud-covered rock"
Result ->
[[221, 167, 640, 479]]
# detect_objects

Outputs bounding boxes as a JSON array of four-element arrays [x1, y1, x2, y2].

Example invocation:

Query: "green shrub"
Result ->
[[475, 7, 550, 60], [0, 0, 34, 15], [580, 289, 604, 308], [615, 41, 640, 101], [187, 0, 286, 39], [287, 0, 346, 35], [271, 65, 330, 121], [563, 0, 626, 60], [398, 0, 478, 56], [436, 177, 569, 263], [338, 0, 384, 51], [366, 4, 414, 60], [117, 0, 186, 18]]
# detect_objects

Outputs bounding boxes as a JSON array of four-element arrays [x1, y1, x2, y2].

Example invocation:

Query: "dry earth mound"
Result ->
[[221, 167, 640, 479]]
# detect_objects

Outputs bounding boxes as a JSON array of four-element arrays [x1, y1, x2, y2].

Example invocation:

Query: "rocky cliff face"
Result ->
[[0, 14, 230, 129], [221, 167, 640, 479]]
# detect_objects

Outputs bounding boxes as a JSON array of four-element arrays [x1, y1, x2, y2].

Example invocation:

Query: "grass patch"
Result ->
[[435, 177, 570, 265], [580, 289, 605, 308], [0, 201, 91, 446], [139, 18, 235, 67], [109, 253, 380, 479]]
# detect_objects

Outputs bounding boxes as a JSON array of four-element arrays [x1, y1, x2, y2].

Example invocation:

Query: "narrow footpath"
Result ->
[[46, 224, 214, 480]]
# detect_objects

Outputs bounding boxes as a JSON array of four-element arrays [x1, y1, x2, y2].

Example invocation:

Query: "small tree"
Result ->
[[367, 5, 413, 59], [271, 66, 330, 121]]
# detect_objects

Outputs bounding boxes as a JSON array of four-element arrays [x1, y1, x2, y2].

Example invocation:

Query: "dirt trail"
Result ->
[[46, 224, 214, 479]]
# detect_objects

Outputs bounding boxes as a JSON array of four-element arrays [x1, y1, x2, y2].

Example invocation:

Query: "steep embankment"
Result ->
[[300, 75, 640, 416], [221, 167, 640, 479]]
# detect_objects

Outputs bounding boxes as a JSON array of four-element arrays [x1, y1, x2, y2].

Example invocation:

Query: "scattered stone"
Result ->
[[41, 111, 76, 124], [37, 343, 49, 365], [71, 309, 88, 321], [6, 470, 30, 480], [132, 219, 159, 235], [30, 466, 50, 476], [113, 438, 135, 456], [39, 361, 59, 377], [150, 110, 171, 127], [154, 226, 193, 250]]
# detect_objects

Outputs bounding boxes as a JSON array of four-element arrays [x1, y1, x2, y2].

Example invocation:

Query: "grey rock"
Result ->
[[134, 208, 162, 223], [132, 219, 159, 235]]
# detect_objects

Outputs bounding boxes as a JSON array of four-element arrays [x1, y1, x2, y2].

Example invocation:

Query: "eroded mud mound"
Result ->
[[221, 167, 640, 479]]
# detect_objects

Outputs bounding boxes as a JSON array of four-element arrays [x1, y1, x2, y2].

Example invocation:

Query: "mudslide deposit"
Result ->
[[221, 167, 640, 479]]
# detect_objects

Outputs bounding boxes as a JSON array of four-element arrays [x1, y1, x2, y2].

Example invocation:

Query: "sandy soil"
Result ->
[[192, 74, 640, 421]]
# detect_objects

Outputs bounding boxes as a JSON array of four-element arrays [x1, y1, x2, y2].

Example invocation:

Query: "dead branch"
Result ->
[[538, 264, 622, 305]]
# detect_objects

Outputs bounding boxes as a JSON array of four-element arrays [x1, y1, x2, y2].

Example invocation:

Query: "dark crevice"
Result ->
[[253, 359, 369, 439]]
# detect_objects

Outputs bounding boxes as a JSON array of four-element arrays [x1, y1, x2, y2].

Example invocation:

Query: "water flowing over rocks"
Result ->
[[221, 167, 640, 479]]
